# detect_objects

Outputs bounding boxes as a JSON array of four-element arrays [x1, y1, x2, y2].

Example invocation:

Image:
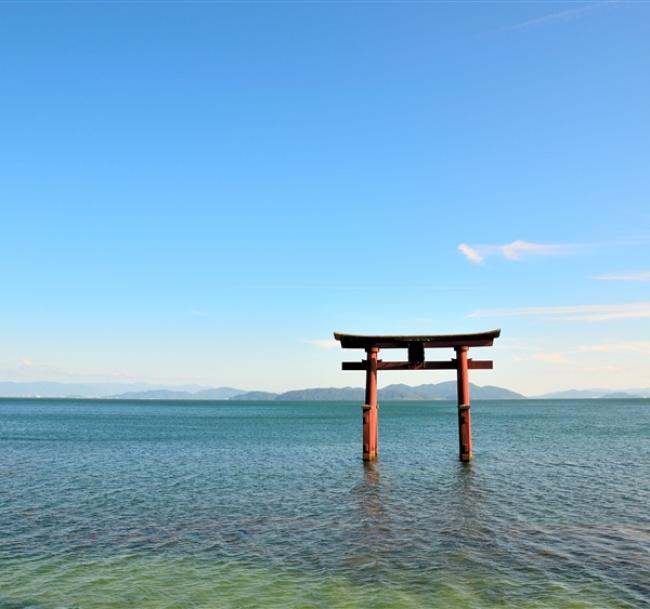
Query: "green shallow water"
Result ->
[[1, 399, 649, 608], [1, 555, 636, 609]]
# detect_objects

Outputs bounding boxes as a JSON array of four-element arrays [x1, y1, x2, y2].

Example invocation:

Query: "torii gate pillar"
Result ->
[[455, 346, 472, 462], [334, 329, 500, 463], [363, 347, 379, 461]]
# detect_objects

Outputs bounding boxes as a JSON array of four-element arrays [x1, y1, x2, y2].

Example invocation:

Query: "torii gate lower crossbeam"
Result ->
[[334, 330, 501, 462]]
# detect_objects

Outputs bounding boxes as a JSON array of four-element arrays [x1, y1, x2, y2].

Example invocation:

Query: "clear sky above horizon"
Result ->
[[1, 1, 649, 395]]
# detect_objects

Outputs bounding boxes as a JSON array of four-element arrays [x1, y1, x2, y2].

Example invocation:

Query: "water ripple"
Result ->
[[1, 398, 649, 608]]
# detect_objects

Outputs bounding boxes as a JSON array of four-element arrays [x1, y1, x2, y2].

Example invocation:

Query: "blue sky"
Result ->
[[1, 1, 649, 394]]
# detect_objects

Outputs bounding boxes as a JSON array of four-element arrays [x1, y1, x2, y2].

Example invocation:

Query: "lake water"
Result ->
[[1, 398, 649, 609]]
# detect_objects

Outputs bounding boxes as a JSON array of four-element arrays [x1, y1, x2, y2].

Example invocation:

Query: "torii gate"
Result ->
[[333, 329, 500, 462]]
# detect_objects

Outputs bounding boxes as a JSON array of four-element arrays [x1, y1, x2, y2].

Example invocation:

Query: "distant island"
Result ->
[[1, 381, 648, 400]]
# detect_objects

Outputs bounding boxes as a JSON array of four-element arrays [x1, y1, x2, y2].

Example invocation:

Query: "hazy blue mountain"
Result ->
[[535, 388, 650, 399], [598, 392, 642, 399], [191, 387, 246, 399], [0, 382, 237, 399], [535, 389, 610, 399], [0, 381, 204, 398], [108, 389, 197, 400], [274, 383, 524, 401], [231, 391, 278, 400], [379, 384, 437, 400], [17, 381, 650, 402], [276, 387, 364, 401], [475, 384, 526, 399], [109, 387, 246, 400], [0, 381, 526, 400], [380, 382, 525, 400]]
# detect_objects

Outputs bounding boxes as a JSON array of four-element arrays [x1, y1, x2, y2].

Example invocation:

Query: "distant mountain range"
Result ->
[[0, 382, 241, 400], [0, 381, 522, 400], [233, 382, 526, 401], [533, 388, 650, 399], [106, 387, 245, 400], [1, 381, 648, 400]]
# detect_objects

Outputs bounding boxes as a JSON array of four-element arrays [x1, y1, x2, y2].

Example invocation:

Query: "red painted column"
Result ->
[[455, 346, 473, 462], [363, 347, 379, 461]]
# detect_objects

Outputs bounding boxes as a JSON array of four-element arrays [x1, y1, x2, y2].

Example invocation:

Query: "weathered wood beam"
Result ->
[[334, 329, 501, 349], [342, 359, 493, 371]]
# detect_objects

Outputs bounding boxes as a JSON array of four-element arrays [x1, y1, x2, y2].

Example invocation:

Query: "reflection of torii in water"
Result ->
[[334, 329, 501, 462]]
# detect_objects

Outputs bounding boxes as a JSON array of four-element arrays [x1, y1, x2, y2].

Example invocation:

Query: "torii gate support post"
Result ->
[[455, 346, 472, 462], [363, 347, 379, 462]]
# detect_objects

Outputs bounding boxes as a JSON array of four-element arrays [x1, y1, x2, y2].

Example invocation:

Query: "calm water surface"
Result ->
[[1, 398, 649, 608]]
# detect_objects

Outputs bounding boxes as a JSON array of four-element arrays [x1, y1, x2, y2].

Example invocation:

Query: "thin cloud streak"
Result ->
[[242, 284, 477, 291], [505, 3, 598, 32], [594, 271, 650, 282], [304, 339, 339, 350], [518, 352, 573, 364], [578, 341, 650, 353], [470, 302, 650, 322], [458, 243, 484, 263], [0, 360, 216, 386], [458, 240, 583, 264], [501, 240, 575, 260]]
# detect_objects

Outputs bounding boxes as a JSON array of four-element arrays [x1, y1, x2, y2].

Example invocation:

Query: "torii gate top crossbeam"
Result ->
[[333, 329, 501, 350]]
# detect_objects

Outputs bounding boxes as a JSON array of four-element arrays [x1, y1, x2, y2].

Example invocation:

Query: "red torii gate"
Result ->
[[333, 329, 501, 462]]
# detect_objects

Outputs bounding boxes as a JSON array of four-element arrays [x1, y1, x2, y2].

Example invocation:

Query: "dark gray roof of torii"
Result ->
[[333, 329, 501, 349]]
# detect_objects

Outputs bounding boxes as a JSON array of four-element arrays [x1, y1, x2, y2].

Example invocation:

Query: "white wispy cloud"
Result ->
[[470, 302, 650, 322], [505, 3, 598, 31], [577, 341, 650, 353], [501, 240, 576, 260], [520, 352, 573, 364], [458, 243, 484, 263], [594, 271, 650, 282], [304, 339, 339, 350], [458, 240, 580, 264], [21, 358, 33, 368]]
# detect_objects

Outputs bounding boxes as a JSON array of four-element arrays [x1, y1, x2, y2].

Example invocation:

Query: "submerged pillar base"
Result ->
[[458, 404, 473, 462], [362, 404, 378, 462]]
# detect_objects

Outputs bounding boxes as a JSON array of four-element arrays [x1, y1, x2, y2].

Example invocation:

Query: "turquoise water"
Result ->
[[1, 398, 649, 608]]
